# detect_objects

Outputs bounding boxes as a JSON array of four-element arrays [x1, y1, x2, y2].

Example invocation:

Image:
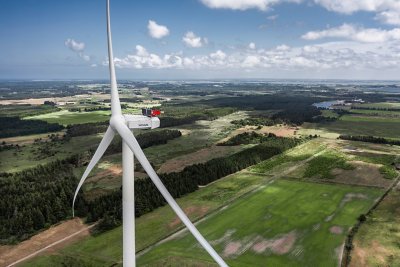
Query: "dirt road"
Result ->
[[0, 218, 95, 267]]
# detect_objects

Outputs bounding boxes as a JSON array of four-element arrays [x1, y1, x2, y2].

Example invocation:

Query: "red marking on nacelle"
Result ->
[[151, 109, 161, 117]]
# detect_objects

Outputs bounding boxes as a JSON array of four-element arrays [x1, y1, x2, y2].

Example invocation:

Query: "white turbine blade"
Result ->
[[113, 121, 228, 267], [72, 126, 115, 217], [106, 0, 121, 116]]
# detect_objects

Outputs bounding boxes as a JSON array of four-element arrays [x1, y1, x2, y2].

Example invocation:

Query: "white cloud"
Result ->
[[302, 23, 400, 43], [313, 0, 400, 26], [65, 38, 85, 52], [200, 0, 400, 27], [65, 38, 90, 61], [147, 20, 170, 39], [103, 40, 400, 74], [375, 11, 400, 25], [182, 31, 206, 48], [200, 0, 302, 10], [313, 0, 400, 14], [249, 42, 256, 49]]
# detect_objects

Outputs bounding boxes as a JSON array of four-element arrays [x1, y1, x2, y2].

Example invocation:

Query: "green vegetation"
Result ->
[[138, 180, 382, 267], [0, 134, 101, 173], [85, 137, 302, 225], [0, 155, 84, 244], [349, 186, 400, 267], [23, 172, 271, 267], [379, 165, 399, 180], [250, 139, 326, 174], [0, 116, 64, 138], [0, 104, 60, 117], [24, 109, 111, 125], [303, 150, 354, 179], [219, 131, 279, 146], [339, 135, 400, 146], [353, 102, 400, 109], [231, 117, 276, 127], [304, 119, 400, 139]]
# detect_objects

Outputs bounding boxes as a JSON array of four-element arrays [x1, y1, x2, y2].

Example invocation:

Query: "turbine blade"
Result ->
[[72, 126, 115, 217], [113, 121, 228, 267], [106, 0, 121, 116]]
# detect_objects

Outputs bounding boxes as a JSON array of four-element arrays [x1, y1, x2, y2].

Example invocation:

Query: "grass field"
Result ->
[[302, 119, 400, 139], [24, 109, 111, 125], [0, 134, 101, 173], [137, 180, 382, 267], [22, 172, 274, 267], [349, 184, 400, 267]]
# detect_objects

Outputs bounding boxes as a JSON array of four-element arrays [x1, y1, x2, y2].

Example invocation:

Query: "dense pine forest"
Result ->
[[0, 116, 64, 138], [0, 129, 182, 244]]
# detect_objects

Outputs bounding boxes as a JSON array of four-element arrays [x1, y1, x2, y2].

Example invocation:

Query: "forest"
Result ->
[[0, 116, 64, 138], [0, 129, 182, 243]]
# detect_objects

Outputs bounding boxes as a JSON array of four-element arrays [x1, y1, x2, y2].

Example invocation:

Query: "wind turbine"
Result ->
[[72, 1, 228, 266]]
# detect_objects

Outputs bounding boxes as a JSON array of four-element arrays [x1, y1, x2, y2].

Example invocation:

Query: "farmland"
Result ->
[[1, 81, 400, 267], [137, 180, 382, 267]]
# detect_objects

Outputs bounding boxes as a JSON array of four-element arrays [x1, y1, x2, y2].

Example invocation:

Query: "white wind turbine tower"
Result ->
[[72, 1, 228, 266]]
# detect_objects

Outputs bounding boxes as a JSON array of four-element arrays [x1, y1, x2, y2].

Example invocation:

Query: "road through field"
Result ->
[[1, 219, 96, 267]]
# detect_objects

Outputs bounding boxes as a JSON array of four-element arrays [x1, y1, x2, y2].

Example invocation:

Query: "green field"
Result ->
[[350, 185, 400, 267], [23, 172, 273, 267], [138, 180, 382, 267], [0, 134, 102, 172], [24, 109, 111, 125], [303, 119, 400, 139]]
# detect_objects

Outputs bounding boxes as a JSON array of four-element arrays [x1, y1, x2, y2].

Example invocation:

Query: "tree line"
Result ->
[[351, 106, 400, 112], [339, 135, 400, 146], [0, 116, 64, 138]]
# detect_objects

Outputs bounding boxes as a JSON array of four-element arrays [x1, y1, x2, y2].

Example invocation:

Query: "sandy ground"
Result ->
[[330, 161, 392, 188], [158, 146, 241, 174], [0, 218, 92, 267], [350, 240, 392, 267]]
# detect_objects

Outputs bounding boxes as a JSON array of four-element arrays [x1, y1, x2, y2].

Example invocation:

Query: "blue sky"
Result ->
[[1, 0, 400, 80]]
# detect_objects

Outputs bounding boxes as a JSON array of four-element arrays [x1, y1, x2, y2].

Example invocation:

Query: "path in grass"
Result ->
[[138, 180, 382, 267]]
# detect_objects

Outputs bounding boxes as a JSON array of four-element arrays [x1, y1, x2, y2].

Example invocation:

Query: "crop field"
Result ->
[[24, 109, 111, 125], [137, 180, 382, 267], [349, 183, 400, 267]]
